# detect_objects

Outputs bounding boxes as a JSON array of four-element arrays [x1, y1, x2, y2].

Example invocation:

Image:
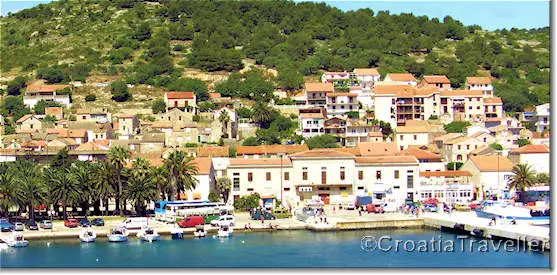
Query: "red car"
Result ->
[[366, 204, 385, 214], [64, 218, 79, 228], [177, 216, 204, 228], [469, 203, 483, 210]]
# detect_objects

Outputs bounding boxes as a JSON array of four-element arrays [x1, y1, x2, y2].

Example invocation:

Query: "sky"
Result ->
[[0, 0, 550, 31]]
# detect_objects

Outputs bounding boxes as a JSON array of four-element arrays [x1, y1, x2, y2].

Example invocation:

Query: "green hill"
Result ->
[[0, 0, 550, 112]]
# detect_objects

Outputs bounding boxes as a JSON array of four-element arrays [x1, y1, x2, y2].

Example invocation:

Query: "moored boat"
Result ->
[[171, 227, 184, 239], [475, 200, 549, 221], [79, 227, 97, 243], [217, 223, 233, 238], [108, 228, 128, 242], [193, 224, 206, 238], [7, 232, 29, 247], [137, 227, 160, 242], [0, 238, 9, 250]]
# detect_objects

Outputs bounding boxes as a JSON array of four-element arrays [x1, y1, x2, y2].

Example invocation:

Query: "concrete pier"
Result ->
[[423, 212, 550, 250]]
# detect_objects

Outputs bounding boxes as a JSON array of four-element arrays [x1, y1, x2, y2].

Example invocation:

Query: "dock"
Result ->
[[423, 212, 550, 250]]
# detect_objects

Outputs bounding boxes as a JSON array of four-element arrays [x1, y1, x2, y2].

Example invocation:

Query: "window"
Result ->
[[339, 187, 347, 191], [266, 172, 271, 181], [284, 172, 289, 180], [394, 170, 399, 179], [358, 171, 364, 180], [283, 188, 290, 191], [340, 166, 345, 180], [303, 167, 308, 180], [466, 145, 470, 150], [248, 173, 253, 182], [400, 135, 404, 141], [321, 171, 327, 184], [247, 188, 254, 192], [233, 173, 240, 191], [407, 173, 414, 189], [457, 145, 461, 150], [376, 171, 382, 180], [413, 135, 417, 140], [82, 116, 86, 120]]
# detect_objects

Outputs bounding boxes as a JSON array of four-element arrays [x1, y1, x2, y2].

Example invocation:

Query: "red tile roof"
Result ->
[[209, 92, 221, 99], [354, 68, 380, 76], [399, 148, 443, 161], [236, 145, 308, 156], [197, 146, 229, 157], [466, 77, 492, 85], [355, 156, 418, 164], [229, 158, 292, 166], [305, 82, 334, 93], [290, 149, 354, 158], [26, 85, 68, 92], [510, 144, 549, 154], [45, 107, 62, 116], [386, 73, 417, 82], [468, 155, 513, 172], [422, 75, 450, 84], [484, 97, 503, 104], [440, 90, 483, 97], [165, 92, 195, 100], [420, 171, 472, 177]]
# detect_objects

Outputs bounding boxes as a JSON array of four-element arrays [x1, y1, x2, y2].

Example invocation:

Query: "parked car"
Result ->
[[251, 210, 275, 221], [0, 219, 14, 232], [177, 216, 205, 228], [119, 217, 148, 230], [39, 220, 53, 229], [14, 222, 24, 231], [339, 202, 356, 210], [453, 203, 471, 211], [273, 208, 292, 219], [469, 202, 483, 210], [78, 218, 91, 227], [203, 215, 219, 225], [366, 204, 385, 214], [25, 220, 39, 230], [423, 204, 438, 212], [64, 218, 79, 228], [211, 215, 235, 226], [90, 218, 105, 226]]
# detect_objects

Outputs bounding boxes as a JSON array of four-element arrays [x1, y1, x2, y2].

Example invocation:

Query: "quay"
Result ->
[[423, 212, 550, 250]]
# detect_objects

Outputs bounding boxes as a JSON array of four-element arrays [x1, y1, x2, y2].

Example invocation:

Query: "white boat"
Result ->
[[137, 227, 160, 242], [171, 227, 184, 239], [0, 238, 9, 250], [79, 227, 97, 243], [193, 224, 207, 238], [476, 200, 549, 221], [108, 228, 128, 242], [217, 223, 233, 238], [6, 232, 29, 247]]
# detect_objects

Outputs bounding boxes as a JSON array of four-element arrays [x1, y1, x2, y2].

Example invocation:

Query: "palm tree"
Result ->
[[71, 161, 96, 217], [122, 173, 158, 216], [508, 164, 536, 203], [95, 161, 116, 216], [46, 168, 81, 220], [132, 157, 151, 177], [0, 171, 21, 216], [218, 109, 231, 138], [164, 151, 199, 201], [18, 177, 48, 221], [151, 166, 169, 200], [108, 146, 131, 212], [251, 101, 273, 128], [216, 177, 232, 203]]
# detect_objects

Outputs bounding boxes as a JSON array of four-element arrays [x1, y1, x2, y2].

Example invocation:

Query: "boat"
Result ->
[[79, 227, 97, 243], [193, 224, 207, 238], [137, 226, 160, 242], [171, 227, 184, 239], [107, 228, 128, 242], [6, 232, 29, 247], [475, 200, 550, 221], [0, 238, 9, 250], [217, 223, 233, 238]]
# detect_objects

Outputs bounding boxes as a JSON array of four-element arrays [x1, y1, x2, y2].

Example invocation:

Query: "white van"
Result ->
[[120, 217, 149, 230], [210, 215, 235, 227]]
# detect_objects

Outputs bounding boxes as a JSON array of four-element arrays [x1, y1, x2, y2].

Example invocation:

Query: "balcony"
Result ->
[[397, 99, 413, 106]]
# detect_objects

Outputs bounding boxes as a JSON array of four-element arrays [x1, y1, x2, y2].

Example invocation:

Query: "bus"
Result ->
[[154, 200, 233, 223]]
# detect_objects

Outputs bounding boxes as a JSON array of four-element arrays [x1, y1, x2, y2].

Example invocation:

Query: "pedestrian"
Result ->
[[358, 209, 362, 216], [260, 214, 264, 225], [491, 216, 497, 226], [332, 205, 336, 214]]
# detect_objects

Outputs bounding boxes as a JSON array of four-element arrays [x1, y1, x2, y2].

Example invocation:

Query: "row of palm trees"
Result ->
[[0, 146, 199, 220]]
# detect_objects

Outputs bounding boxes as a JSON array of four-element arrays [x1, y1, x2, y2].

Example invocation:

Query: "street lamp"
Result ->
[[279, 153, 284, 207]]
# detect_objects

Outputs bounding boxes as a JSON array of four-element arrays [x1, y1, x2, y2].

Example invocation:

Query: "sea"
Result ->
[[1, 229, 549, 268]]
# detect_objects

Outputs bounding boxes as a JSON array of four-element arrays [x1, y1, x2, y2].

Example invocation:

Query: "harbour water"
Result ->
[[1, 229, 549, 268]]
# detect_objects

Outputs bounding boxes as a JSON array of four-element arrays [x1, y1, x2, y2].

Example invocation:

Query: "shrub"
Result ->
[[151, 99, 166, 114], [242, 136, 260, 146], [192, 115, 200, 122], [233, 193, 261, 211], [444, 121, 471, 133], [228, 147, 237, 157], [184, 143, 198, 148], [208, 191, 220, 202], [85, 94, 97, 102], [110, 81, 132, 102]]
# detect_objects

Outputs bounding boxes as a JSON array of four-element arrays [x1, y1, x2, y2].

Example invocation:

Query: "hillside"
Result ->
[[0, 0, 550, 112]]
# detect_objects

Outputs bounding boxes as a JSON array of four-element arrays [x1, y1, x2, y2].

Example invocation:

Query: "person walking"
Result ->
[[260, 214, 264, 225]]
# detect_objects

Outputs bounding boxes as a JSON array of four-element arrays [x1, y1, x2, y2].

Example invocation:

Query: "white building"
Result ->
[[399, 148, 445, 172], [461, 155, 514, 200], [466, 77, 493, 98], [24, 85, 71, 109], [355, 156, 419, 204], [508, 144, 549, 174], [535, 103, 550, 132], [417, 170, 474, 203], [326, 92, 359, 117], [395, 124, 430, 150], [353, 68, 381, 91], [298, 112, 325, 138], [184, 157, 216, 201]]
